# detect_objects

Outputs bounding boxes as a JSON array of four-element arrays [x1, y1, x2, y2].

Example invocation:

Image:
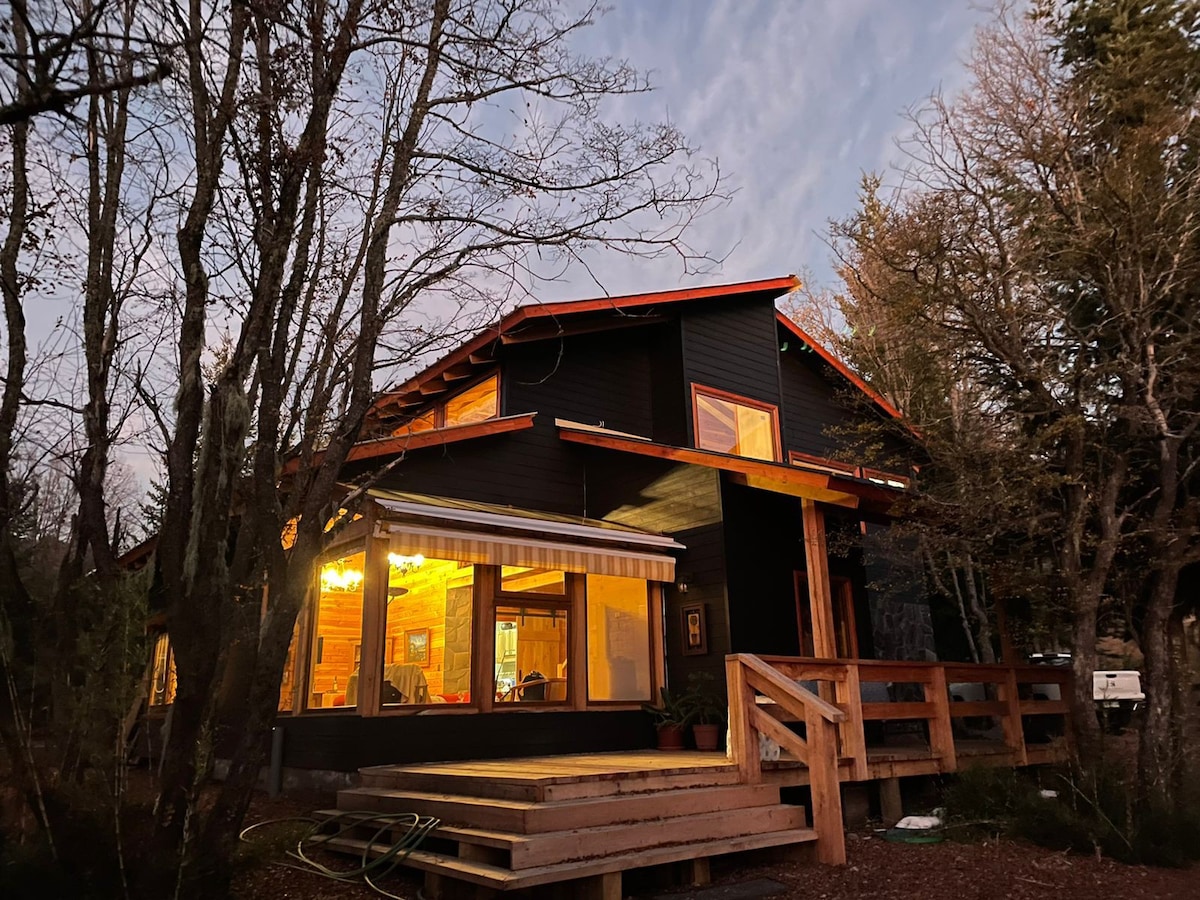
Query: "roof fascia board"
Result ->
[[775, 311, 904, 421]]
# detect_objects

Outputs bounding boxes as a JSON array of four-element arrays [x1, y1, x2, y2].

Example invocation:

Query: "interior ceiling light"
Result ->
[[388, 552, 426, 575]]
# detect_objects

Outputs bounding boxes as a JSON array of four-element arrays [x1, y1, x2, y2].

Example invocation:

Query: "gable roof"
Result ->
[[370, 276, 801, 422], [367, 275, 904, 431]]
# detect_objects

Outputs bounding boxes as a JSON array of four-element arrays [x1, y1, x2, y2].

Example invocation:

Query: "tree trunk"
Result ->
[[1138, 567, 1181, 811]]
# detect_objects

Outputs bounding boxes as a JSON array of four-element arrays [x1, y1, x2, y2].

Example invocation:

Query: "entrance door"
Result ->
[[794, 572, 859, 659]]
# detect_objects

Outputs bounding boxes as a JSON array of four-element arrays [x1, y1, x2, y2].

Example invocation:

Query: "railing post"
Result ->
[[725, 655, 762, 784], [805, 705, 846, 865], [999, 667, 1028, 766], [924, 665, 957, 772], [836, 663, 868, 781]]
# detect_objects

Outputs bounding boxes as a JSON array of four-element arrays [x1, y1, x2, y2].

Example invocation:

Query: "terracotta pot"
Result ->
[[692, 723, 721, 752], [655, 723, 687, 751]]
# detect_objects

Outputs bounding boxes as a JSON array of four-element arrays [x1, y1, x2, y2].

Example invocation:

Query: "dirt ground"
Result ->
[[233, 791, 1198, 900]]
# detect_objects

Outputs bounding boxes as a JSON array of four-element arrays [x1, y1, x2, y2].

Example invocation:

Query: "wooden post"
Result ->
[[473, 565, 496, 714], [725, 655, 761, 784], [579, 872, 621, 900], [806, 705, 846, 865], [924, 665, 957, 772], [879, 777, 903, 826], [568, 573, 588, 710], [999, 667, 1028, 766], [801, 500, 837, 660], [836, 663, 869, 781]]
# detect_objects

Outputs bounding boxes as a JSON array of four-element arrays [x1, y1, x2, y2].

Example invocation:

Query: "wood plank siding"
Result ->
[[681, 298, 784, 444]]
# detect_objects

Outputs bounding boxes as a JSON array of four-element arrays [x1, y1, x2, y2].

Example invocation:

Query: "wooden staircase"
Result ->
[[315, 751, 818, 897]]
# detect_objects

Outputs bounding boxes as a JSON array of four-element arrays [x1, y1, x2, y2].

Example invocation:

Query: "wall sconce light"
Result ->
[[675, 575, 690, 594]]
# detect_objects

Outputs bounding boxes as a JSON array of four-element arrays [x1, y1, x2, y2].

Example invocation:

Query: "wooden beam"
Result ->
[[801, 500, 837, 659], [749, 704, 809, 763], [731, 472, 860, 509], [281, 413, 537, 475], [558, 427, 897, 509]]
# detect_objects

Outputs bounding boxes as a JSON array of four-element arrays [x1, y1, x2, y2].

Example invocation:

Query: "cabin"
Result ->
[[145, 276, 1072, 896]]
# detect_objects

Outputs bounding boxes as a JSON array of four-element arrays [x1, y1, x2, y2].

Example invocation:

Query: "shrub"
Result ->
[[941, 764, 1200, 867]]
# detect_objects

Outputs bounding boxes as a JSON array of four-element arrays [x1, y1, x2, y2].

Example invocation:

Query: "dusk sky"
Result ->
[[541, 0, 991, 300]]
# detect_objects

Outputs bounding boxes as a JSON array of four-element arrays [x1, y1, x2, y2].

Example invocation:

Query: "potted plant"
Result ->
[[642, 687, 693, 750], [682, 672, 726, 752]]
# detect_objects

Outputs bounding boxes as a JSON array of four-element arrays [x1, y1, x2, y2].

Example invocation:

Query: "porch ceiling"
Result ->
[[556, 423, 901, 513]]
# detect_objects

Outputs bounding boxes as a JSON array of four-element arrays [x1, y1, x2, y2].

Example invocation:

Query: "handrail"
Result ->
[[734, 653, 845, 722], [726, 653, 846, 865]]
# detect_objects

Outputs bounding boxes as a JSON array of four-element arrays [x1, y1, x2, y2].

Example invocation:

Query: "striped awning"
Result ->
[[379, 522, 678, 582]]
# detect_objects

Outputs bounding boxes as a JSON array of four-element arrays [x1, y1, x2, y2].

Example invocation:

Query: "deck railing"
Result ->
[[725, 654, 1074, 865], [725, 653, 847, 864]]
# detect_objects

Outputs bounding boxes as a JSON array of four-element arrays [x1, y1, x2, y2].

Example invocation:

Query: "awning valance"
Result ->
[[381, 523, 677, 582]]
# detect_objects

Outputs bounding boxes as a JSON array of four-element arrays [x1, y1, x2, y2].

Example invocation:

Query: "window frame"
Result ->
[[394, 371, 500, 435], [492, 568, 575, 708], [690, 383, 782, 462], [301, 542, 369, 713], [583, 577, 657, 705]]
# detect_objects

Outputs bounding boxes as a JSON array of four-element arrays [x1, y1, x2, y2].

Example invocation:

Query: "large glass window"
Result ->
[[148, 632, 176, 706], [692, 385, 779, 461], [586, 575, 652, 701], [307, 550, 366, 709], [494, 603, 570, 704], [393, 374, 499, 436], [444, 375, 498, 427], [382, 555, 474, 705]]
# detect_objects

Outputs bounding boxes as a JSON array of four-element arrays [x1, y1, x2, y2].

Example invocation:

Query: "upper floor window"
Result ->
[[691, 384, 780, 462], [394, 374, 499, 436]]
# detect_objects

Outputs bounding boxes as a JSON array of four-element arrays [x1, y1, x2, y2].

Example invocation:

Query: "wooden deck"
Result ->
[[316, 655, 1073, 896]]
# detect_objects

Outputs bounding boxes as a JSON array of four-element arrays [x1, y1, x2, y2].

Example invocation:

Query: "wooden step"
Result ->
[[336, 782, 782, 834], [318, 803, 808, 870], [315, 827, 819, 891], [359, 761, 743, 802]]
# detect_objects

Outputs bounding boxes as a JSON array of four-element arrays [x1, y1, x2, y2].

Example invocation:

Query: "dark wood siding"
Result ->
[[721, 480, 804, 657], [276, 711, 654, 771], [777, 345, 860, 459], [503, 326, 655, 437], [343, 427, 586, 516], [681, 297, 783, 445]]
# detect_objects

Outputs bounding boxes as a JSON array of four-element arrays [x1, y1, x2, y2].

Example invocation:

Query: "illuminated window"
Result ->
[[500, 566, 565, 595], [392, 374, 499, 437], [585, 575, 652, 701], [692, 385, 779, 461], [394, 409, 437, 437], [381, 555, 474, 706], [149, 633, 176, 706], [307, 551, 366, 709], [279, 617, 301, 712], [444, 375, 499, 427], [494, 603, 570, 704]]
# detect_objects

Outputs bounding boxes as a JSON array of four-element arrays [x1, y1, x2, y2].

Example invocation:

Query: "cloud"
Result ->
[[541, 0, 991, 299]]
